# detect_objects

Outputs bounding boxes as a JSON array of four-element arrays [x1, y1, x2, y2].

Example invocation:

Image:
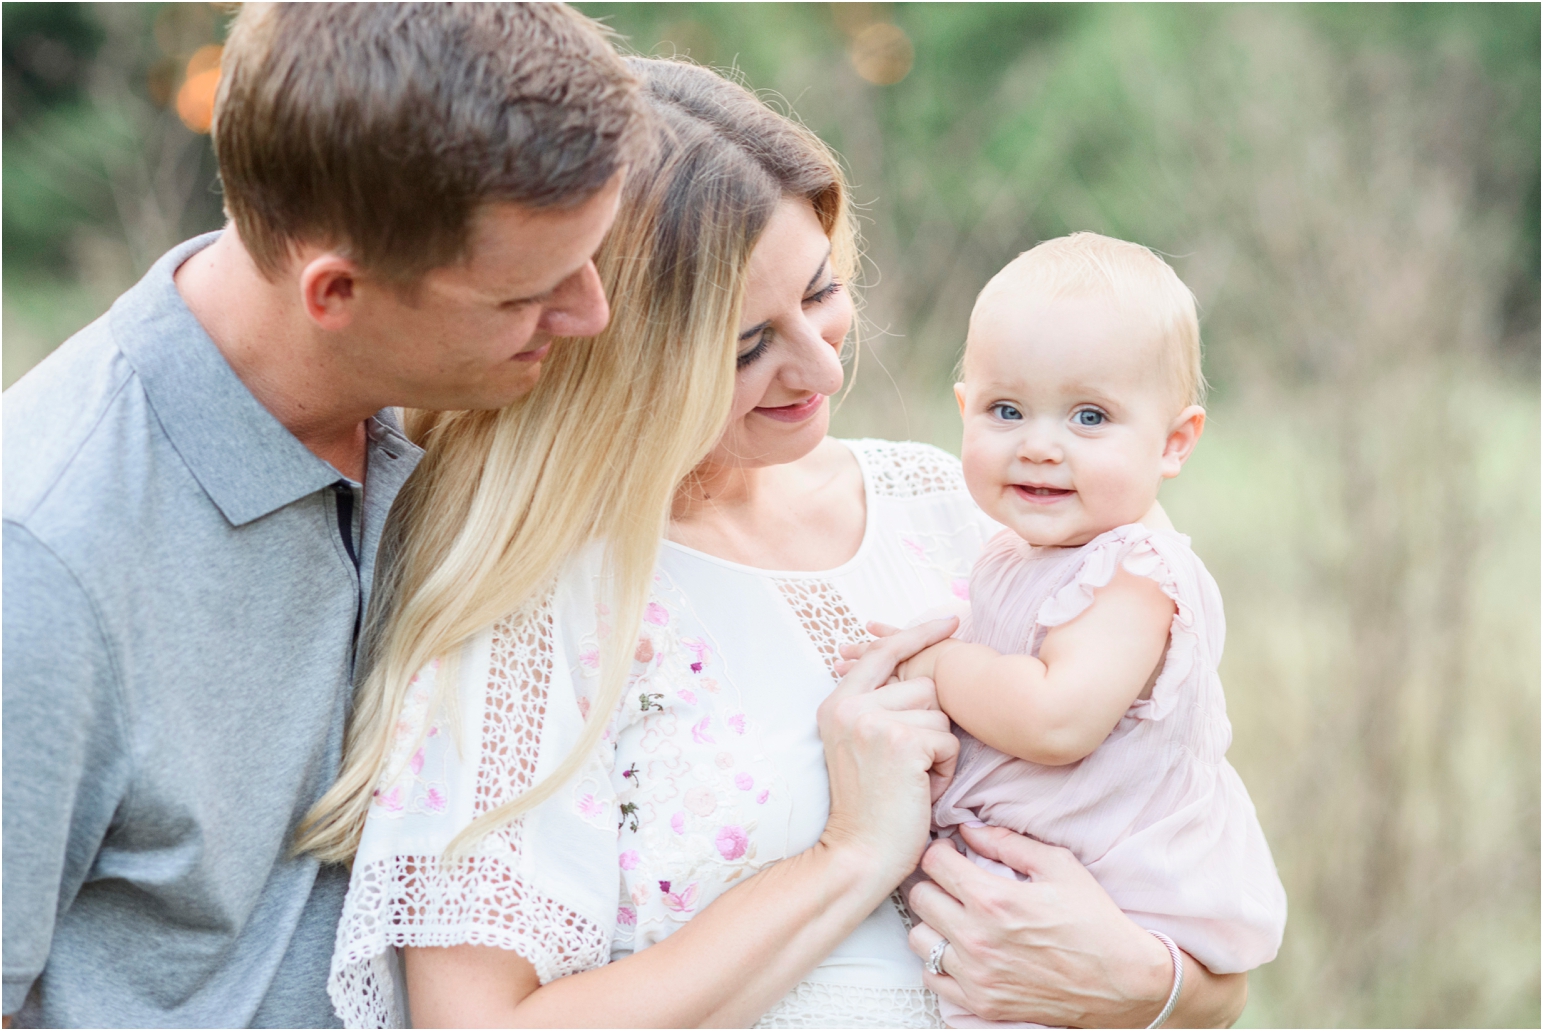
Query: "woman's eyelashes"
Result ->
[[736, 335, 770, 368], [735, 279, 843, 369]]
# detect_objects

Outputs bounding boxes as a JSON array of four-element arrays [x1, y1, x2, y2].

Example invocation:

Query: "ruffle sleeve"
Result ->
[[1033, 525, 1207, 722], [328, 553, 623, 1028]]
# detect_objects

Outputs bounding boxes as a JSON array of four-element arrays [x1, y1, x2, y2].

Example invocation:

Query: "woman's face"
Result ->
[[703, 196, 853, 471]]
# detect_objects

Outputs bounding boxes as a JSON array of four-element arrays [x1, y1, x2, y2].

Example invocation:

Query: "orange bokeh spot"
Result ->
[[177, 45, 223, 133]]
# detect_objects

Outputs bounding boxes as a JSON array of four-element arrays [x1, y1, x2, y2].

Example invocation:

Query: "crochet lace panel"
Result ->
[[853, 439, 966, 498], [329, 600, 610, 1028], [756, 981, 942, 1028], [774, 578, 873, 680]]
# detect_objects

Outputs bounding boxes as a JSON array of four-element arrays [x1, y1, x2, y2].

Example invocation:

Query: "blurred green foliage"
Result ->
[[3, 4, 1538, 1027]]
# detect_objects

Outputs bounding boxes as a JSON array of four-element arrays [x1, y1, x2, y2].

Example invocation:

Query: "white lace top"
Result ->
[[329, 440, 1001, 1028]]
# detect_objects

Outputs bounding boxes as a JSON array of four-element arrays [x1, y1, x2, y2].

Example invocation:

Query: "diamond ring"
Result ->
[[925, 935, 950, 976]]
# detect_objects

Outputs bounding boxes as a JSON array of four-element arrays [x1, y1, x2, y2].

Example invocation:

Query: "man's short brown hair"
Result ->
[[214, 2, 648, 281]]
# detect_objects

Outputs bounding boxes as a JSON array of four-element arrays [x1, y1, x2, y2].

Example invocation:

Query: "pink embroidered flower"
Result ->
[[597, 621, 612, 639], [690, 662, 703, 673], [634, 637, 655, 664], [756, 789, 770, 805], [617, 906, 637, 926], [700, 677, 720, 694], [577, 696, 591, 719], [423, 787, 447, 813], [901, 536, 926, 559], [662, 882, 699, 913], [734, 772, 754, 791], [952, 578, 971, 601], [576, 793, 605, 819], [715, 751, 735, 770], [691, 716, 715, 744], [375, 786, 404, 813], [726, 713, 747, 734], [631, 882, 651, 906], [619, 849, 640, 870], [715, 825, 749, 861], [596, 603, 611, 616], [644, 602, 670, 626], [579, 648, 601, 670], [408, 748, 425, 775], [682, 637, 712, 664], [676, 688, 697, 706], [670, 811, 686, 834], [427, 726, 439, 738], [684, 786, 717, 817]]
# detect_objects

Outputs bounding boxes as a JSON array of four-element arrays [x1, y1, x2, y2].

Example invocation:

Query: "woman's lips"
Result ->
[[754, 394, 826, 423], [512, 341, 551, 363], [1011, 483, 1074, 504]]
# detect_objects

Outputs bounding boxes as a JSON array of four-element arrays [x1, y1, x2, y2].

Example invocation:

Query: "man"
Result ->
[[2, 4, 648, 1026]]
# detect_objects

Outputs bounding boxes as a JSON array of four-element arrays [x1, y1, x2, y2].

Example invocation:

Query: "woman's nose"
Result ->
[[781, 317, 846, 397], [537, 260, 610, 339]]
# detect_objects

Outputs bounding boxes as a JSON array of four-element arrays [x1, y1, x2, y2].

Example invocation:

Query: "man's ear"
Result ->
[[298, 254, 362, 331], [954, 382, 967, 416], [1160, 405, 1206, 479]]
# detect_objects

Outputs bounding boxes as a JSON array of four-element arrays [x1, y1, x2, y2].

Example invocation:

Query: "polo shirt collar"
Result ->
[[111, 232, 355, 527]]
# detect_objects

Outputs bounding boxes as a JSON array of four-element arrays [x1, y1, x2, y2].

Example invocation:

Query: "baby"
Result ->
[[846, 233, 1286, 1028]]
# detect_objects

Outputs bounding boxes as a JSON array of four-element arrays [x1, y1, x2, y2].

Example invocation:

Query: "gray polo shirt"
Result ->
[[3, 233, 423, 1027]]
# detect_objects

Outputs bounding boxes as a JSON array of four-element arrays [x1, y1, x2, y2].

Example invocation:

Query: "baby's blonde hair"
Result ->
[[968, 232, 1206, 407]]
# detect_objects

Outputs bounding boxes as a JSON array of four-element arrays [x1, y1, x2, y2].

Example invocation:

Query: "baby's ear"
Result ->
[[1160, 405, 1206, 478], [954, 382, 967, 415]]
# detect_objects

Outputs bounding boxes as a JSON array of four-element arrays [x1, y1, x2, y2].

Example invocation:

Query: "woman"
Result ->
[[302, 59, 1246, 1028]]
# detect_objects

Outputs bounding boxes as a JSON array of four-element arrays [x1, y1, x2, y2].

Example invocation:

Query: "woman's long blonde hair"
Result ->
[[297, 58, 856, 863]]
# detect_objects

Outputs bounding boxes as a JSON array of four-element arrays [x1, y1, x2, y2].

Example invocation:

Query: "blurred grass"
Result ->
[[4, 3, 1538, 1026]]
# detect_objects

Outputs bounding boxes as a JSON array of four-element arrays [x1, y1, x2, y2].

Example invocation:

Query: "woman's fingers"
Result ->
[[865, 621, 900, 638], [955, 822, 1075, 880], [908, 922, 971, 1010], [827, 617, 958, 700], [868, 676, 940, 712]]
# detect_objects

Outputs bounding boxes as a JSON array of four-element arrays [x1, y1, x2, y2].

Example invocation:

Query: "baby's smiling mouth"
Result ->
[[1012, 484, 1075, 503]]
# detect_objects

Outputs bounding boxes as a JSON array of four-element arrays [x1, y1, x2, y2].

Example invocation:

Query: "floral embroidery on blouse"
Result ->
[[572, 570, 777, 946], [371, 660, 452, 818]]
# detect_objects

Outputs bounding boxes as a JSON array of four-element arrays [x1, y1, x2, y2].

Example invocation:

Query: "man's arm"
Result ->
[[2, 525, 131, 1019], [909, 824, 1248, 1028]]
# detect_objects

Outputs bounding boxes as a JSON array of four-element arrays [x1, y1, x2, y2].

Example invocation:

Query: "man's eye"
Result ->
[[1074, 409, 1106, 426], [991, 403, 1022, 421]]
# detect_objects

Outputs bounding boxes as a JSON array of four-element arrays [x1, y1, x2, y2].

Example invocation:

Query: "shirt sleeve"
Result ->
[[329, 563, 621, 1028], [2, 523, 132, 1015]]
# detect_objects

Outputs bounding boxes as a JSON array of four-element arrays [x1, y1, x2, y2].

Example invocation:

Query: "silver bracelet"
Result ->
[[1146, 931, 1184, 1029]]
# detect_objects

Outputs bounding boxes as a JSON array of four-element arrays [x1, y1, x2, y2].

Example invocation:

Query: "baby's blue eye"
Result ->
[[991, 403, 1023, 421], [1074, 409, 1106, 427]]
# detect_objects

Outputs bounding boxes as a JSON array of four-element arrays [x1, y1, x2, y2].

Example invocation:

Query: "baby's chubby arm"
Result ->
[[840, 570, 1175, 766]]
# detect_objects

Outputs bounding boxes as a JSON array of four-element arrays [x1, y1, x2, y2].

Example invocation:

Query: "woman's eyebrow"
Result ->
[[805, 250, 833, 293], [739, 248, 836, 341]]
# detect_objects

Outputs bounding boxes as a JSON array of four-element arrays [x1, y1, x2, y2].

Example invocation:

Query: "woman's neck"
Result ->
[[668, 438, 867, 572]]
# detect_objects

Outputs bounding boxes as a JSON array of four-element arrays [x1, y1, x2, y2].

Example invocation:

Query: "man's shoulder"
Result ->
[[3, 313, 141, 526]]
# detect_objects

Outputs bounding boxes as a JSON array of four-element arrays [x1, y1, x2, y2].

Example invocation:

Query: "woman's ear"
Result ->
[[954, 382, 967, 415], [298, 253, 362, 331], [1160, 405, 1206, 479]]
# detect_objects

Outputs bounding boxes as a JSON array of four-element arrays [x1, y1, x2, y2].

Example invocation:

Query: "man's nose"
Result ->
[[538, 261, 610, 339]]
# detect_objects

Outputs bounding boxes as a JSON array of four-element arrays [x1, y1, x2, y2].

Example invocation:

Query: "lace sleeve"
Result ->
[[329, 584, 620, 1027]]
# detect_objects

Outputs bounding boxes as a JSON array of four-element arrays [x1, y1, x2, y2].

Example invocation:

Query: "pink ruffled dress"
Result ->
[[932, 524, 1286, 1028]]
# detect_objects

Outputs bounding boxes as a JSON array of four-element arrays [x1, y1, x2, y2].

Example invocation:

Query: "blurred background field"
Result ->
[[3, 3, 1538, 1026]]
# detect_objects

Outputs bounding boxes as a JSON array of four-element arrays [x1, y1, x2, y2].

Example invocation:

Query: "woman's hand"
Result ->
[[818, 617, 961, 888], [908, 824, 1248, 1028]]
